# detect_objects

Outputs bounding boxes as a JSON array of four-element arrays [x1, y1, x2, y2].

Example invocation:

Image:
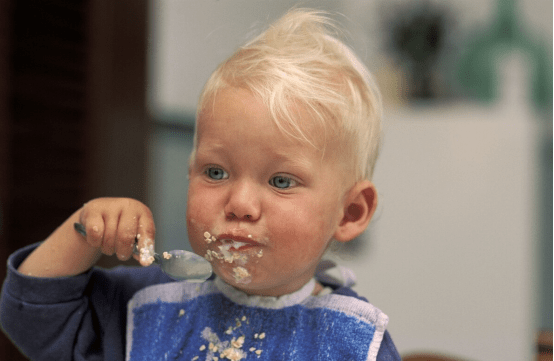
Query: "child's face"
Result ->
[[187, 87, 349, 296]]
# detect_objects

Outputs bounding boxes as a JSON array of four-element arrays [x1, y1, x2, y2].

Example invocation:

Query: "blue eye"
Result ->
[[269, 175, 297, 189], [205, 167, 228, 180]]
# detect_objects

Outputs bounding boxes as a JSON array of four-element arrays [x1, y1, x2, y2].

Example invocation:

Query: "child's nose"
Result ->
[[224, 180, 261, 221]]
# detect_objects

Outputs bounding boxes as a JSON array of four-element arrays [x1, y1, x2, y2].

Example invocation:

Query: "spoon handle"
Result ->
[[73, 222, 88, 238]]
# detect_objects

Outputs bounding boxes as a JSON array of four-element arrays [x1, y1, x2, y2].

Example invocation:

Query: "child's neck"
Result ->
[[214, 277, 318, 308]]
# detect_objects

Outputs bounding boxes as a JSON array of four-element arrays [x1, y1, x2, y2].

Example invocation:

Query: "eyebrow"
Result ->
[[196, 141, 319, 175], [195, 142, 226, 156], [272, 149, 316, 172]]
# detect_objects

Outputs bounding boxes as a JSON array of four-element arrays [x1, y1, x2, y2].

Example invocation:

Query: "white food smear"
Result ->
[[232, 266, 251, 284], [203, 230, 259, 285], [139, 242, 155, 266], [218, 241, 248, 263], [202, 231, 251, 264]]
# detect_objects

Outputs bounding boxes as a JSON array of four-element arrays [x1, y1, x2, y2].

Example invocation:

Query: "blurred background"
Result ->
[[0, 0, 551, 360]]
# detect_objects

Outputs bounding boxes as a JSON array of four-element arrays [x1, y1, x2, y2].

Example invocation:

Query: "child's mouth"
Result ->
[[217, 240, 250, 263], [220, 238, 250, 250], [203, 231, 263, 264], [202, 231, 264, 286]]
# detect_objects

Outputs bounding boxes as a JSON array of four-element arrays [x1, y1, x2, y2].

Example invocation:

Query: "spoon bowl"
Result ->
[[157, 249, 213, 282], [74, 223, 212, 282]]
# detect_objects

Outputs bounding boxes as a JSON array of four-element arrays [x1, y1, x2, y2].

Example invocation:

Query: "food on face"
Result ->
[[204, 231, 216, 244], [202, 230, 261, 285], [232, 266, 251, 283], [218, 242, 248, 263]]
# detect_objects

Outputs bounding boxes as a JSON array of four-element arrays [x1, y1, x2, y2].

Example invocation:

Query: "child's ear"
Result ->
[[334, 180, 378, 242]]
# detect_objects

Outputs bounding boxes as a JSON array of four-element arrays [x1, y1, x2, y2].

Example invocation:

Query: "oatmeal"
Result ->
[[232, 267, 251, 283], [202, 229, 261, 285], [139, 243, 155, 266], [193, 320, 266, 361]]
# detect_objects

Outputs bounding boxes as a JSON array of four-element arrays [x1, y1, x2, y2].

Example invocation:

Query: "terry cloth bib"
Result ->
[[126, 274, 388, 360]]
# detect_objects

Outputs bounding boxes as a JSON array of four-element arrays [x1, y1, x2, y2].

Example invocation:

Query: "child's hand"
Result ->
[[78, 198, 156, 265], [18, 197, 156, 277]]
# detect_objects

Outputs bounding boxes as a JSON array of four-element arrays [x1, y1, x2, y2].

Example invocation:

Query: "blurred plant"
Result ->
[[382, 0, 453, 100], [457, 0, 552, 111]]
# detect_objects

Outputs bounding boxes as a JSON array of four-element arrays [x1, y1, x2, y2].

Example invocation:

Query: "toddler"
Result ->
[[1, 9, 400, 360]]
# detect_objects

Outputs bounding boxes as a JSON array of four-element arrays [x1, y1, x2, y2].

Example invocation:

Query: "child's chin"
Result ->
[[214, 264, 254, 287]]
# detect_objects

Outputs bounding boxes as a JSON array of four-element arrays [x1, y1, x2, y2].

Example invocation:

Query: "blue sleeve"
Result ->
[[0, 243, 172, 361], [376, 330, 402, 361], [331, 285, 402, 361]]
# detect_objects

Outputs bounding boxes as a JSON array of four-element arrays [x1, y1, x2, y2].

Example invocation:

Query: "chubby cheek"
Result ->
[[186, 185, 217, 254], [269, 201, 336, 260]]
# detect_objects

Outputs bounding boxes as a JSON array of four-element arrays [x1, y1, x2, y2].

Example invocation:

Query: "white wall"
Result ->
[[148, 1, 551, 359], [347, 95, 539, 360]]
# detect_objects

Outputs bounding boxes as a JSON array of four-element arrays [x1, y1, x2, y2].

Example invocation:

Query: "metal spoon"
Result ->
[[73, 222, 212, 282]]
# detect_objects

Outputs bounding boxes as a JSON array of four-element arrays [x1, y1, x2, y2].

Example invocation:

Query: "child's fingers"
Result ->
[[136, 214, 156, 266], [115, 214, 139, 261], [100, 215, 118, 256], [78, 198, 156, 262], [80, 213, 104, 248]]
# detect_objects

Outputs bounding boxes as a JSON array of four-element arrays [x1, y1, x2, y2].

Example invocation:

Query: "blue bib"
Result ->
[[127, 277, 388, 361]]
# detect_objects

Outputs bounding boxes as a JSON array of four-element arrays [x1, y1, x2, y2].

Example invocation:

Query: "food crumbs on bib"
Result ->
[[209, 342, 217, 352], [178, 309, 185, 317], [258, 332, 265, 339], [230, 335, 245, 348]]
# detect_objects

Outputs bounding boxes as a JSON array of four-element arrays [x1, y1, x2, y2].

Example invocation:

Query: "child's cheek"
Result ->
[[186, 196, 213, 255], [272, 201, 335, 253]]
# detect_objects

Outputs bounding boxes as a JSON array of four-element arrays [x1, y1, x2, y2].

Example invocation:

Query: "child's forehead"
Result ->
[[198, 86, 339, 151]]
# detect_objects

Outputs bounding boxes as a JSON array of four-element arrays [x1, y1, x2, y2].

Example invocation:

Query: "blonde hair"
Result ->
[[195, 8, 382, 181]]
